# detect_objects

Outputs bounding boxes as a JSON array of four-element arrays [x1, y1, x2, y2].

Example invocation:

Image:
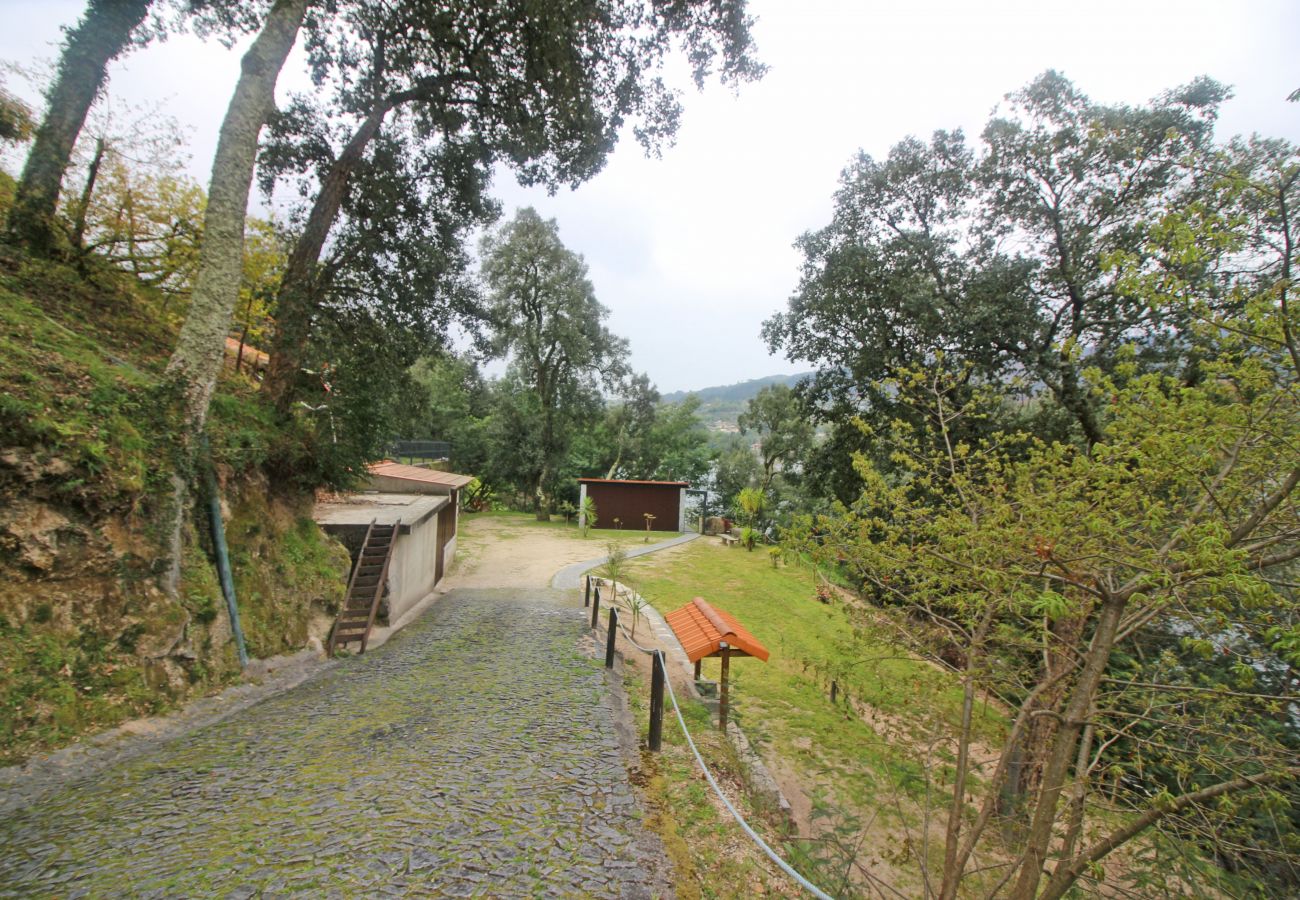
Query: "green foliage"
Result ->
[[712, 433, 761, 513], [796, 281, 1300, 892], [404, 352, 494, 476], [601, 541, 628, 591], [735, 486, 767, 527], [767, 102, 1300, 893], [623, 592, 649, 639], [0, 264, 180, 511], [224, 496, 350, 660], [579, 496, 597, 537], [481, 208, 629, 514], [0, 85, 34, 144], [0, 615, 171, 766], [765, 71, 1231, 451], [737, 383, 813, 493]]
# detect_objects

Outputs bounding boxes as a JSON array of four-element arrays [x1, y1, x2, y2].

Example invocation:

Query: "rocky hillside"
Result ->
[[0, 251, 349, 765]]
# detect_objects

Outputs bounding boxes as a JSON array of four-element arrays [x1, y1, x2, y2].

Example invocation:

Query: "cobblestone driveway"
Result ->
[[0, 589, 670, 898]]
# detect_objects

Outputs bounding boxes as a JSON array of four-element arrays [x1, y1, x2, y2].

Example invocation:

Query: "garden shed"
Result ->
[[577, 478, 687, 532], [313, 493, 454, 626]]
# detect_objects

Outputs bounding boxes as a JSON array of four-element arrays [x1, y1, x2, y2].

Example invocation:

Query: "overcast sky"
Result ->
[[5, 0, 1299, 393]]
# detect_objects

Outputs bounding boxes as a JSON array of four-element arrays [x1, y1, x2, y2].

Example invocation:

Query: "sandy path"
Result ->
[[445, 515, 628, 591]]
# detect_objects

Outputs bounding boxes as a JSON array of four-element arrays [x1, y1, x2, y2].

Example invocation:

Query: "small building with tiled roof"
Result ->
[[664, 597, 770, 665], [310, 460, 474, 644], [578, 477, 688, 533], [664, 597, 769, 730], [366, 460, 473, 495]]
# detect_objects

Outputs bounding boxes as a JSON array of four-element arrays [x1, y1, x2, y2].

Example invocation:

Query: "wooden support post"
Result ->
[[605, 607, 619, 669], [719, 646, 731, 731], [649, 650, 665, 752], [693, 659, 701, 681], [584, 575, 591, 608], [591, 583, 601, 629]]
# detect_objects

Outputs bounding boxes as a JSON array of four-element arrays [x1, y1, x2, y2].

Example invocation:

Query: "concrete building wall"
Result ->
[[388, 510, 443, 623]]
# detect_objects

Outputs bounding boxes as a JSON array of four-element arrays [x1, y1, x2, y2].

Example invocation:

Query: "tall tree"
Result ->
[[736, 383, 813, 493], [481, 208, 628, 518], [165, 0, 307, 435], [640, 396, 712, 484], [786, 134, 1300, 900], [764, 72, 1229, 452], [259, 0, 763, 410], [6, 0, 155, 255], [602, 373, 660, 479]]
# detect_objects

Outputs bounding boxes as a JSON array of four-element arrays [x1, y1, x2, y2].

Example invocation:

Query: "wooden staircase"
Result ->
[[328, 518, 399, 655]]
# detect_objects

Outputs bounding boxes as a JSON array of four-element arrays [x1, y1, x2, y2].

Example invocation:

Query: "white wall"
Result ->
[[387, 510, 443, 622]]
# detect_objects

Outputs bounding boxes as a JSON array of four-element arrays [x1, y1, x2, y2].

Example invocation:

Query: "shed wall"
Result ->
[[584, 482, 681, 532], [388, 514, 442, 623]]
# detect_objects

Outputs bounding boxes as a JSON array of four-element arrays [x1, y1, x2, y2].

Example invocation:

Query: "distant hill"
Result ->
[[662, 372, 813, 431]]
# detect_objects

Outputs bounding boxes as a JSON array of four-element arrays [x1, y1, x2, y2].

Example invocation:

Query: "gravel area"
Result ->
[[0, 586, 672, 898]]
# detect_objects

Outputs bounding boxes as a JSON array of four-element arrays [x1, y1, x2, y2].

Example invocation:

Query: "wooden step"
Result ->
[[328, 516, 400, 655]]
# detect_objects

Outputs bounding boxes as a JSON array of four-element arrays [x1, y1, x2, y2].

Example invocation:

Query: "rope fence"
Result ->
[[583, 575, 834, 900]]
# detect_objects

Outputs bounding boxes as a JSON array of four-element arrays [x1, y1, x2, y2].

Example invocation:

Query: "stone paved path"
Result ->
[[0, 588, 670, 898]]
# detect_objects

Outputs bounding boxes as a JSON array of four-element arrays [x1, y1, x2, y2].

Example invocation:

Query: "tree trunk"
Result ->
[[1009, 594, 1127, 899], [71, 136, 107, 249], [533, 464, 550, 520], [166, 0, 307, 434], [7, 0, 152, 257], [262, 100, 395, 411], [1006, 610, 1086, 812], [159, 0, 305, 600]]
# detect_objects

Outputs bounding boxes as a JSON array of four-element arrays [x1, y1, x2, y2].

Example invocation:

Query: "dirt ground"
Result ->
[[446, 514, 622, 591]]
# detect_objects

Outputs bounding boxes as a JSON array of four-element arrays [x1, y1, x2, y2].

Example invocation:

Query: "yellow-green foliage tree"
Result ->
[[791, 193, 1300, 896]]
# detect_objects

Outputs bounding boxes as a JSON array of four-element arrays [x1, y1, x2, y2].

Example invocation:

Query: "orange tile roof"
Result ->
[[367, 460, 474, 489], [664, 598, 770, 664]]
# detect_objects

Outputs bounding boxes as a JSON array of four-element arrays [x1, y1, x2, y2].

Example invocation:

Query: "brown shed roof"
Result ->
[[578, 477, 688, 486], [367, 460, 474, 490], [664, 598, 770, 664]]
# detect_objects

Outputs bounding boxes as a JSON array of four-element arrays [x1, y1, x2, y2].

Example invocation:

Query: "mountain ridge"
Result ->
[[661, 371, 812, 429]]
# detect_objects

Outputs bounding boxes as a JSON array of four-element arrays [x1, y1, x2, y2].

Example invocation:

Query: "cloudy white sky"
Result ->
[[5, 0, 1299, 392]]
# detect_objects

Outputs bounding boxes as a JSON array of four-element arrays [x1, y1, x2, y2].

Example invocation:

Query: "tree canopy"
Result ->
[[480, 207, 628, 517]]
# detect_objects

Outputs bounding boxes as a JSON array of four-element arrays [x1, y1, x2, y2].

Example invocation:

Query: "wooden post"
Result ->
[[649, 650, 665, 752], [591, 583, 601, 629], [584, 574, 591, 608], [605, 607, 619, 669], [830, 680, 838, 704], [693, 659, 701, 681], [719, 645, 731, 731]]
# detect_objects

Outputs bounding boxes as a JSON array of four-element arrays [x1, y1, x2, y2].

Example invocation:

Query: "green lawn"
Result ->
[[621, 538, 1006, 893]]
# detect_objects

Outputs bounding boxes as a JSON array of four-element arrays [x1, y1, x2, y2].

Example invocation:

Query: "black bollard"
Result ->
[[649, 650, 665, 752], [591, 584, 601, 629], [605, 607, 619, 669]]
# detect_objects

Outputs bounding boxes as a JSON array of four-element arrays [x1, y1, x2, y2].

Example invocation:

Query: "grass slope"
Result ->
[[622, 538, 1004, 893], [0, 253, 348, 764]]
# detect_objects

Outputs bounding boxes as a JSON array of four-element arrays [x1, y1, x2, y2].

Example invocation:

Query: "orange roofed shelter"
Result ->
[[664, 597, 769, 729]]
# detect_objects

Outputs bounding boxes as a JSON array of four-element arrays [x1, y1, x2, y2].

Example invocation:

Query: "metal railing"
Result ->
[[582, 574, 833, 900]]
